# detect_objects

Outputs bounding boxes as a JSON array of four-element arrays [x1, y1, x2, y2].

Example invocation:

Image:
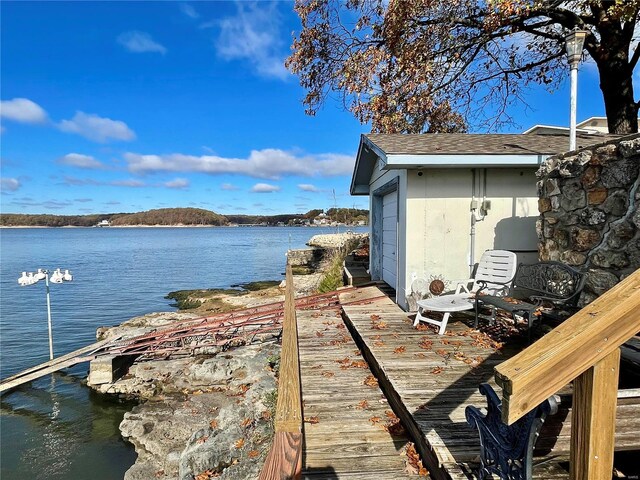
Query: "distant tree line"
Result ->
[[0, 207, 369, 227]]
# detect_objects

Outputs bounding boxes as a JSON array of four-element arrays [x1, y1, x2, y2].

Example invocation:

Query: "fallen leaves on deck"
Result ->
[[393, 345, 406, 354], [304, 416, 320, 424], [368, 416, 382, 424], [321, 371, 335, 378], [431, 366, 444, 374], [356, 399, 369, 410], [418, 337, 433, 350], [404, 442, 429, 477], [364, 374, 379, 387]]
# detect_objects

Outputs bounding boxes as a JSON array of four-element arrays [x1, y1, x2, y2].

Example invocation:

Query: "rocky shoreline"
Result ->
[[87, 232, 368, 480]]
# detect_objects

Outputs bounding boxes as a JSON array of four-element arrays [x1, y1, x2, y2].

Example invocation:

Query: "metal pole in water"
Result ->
[[45, 273, 54, 360]]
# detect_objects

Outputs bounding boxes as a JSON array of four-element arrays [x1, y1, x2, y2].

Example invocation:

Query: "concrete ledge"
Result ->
[[87, 355, 137, 385]]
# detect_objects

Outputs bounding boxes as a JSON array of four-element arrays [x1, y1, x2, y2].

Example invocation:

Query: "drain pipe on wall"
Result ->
[[469, 169, 489, 274]]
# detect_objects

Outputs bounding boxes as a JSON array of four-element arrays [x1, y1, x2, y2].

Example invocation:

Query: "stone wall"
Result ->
[[536, 135, 640, 305]]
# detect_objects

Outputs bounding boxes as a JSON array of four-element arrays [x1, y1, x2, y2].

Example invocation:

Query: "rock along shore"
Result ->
[[87, 232, 368, 480]]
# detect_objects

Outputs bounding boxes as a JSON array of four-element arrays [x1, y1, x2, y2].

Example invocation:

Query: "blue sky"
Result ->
[[0, 1, 611, 216]]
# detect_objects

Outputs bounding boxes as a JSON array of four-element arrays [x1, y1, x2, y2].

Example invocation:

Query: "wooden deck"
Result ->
[[297, 296, 413, 479], [337, 286, 572, 480]]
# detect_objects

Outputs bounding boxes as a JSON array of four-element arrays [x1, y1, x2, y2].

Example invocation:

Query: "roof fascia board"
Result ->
[[351, 134, 388, 195], [383, 153, 549, 169]]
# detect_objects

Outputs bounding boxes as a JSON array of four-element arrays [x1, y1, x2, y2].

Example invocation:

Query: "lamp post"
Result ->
[[565, 27, 589, 151], [18, 268, 73, 360]]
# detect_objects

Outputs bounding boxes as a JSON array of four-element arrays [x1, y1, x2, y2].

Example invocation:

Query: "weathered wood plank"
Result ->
[[570, 349, 620, 480], [260, 266, 303, 480], [297, 293, 411, 479]]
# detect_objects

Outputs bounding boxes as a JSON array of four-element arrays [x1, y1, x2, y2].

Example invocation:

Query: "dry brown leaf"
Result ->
[[431, 366, 444, 374], [370, 314, 381, 321], [209, 419, 218, 429], [247, 450, 260, 459], [373, 340, 385, 347], [241, 418, 252, 427], [304, 416, 320, 424], [315, 331, 325, 337], [356, 399, 369, 410], [321, 371, 335, 378], [369, 416, 382, 424], [393, 345, 406, 354], [414, 352, 428, 358], [418, 338, 433, 350], [234, 438, 245, 449], [364, 374, 378, 387], [196, 435, 209, 444], [405, 442, 429, 477], [195, 470, 220, 480]]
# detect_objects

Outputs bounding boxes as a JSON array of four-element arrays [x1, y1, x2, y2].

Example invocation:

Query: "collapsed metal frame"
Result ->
[[96, 287, 388, 359]]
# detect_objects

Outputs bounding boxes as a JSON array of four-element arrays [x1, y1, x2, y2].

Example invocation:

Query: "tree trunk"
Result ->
[[592, 13, 639, 135], [598, 60, 638, 134]]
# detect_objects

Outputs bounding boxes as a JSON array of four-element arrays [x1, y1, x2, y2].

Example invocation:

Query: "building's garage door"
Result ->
[[382, 191, 398, 288]]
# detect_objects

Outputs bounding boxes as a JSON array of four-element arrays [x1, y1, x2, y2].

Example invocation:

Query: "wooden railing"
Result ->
[[495, 269, 640, 479], [259, 264, 303, 479]]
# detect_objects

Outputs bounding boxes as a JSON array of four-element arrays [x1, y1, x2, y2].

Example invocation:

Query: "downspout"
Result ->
[[470, 169, 488, 274]]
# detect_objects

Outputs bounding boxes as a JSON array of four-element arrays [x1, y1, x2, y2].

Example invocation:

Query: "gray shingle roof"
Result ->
[[364, 133, 621, 156]]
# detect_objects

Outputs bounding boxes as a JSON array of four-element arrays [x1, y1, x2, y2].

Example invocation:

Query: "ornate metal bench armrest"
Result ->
[[465, 383, 557, 480]]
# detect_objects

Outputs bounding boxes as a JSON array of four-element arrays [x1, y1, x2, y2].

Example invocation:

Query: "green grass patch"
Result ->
[[317, 238, 362, 293]]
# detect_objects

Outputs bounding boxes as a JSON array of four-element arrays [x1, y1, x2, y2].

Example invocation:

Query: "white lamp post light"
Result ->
[[18, 268, 73, 360], [565, 27, 589, 152]]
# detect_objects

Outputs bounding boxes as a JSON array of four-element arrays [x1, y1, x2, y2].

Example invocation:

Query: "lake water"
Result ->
[[0, 226, 366, 479]]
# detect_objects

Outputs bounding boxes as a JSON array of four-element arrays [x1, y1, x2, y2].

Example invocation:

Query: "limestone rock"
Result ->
[[602, 190, 629, 217], [585, 269, 620, 296], [572, 228, 600, 251], [618, 137, 640, 158], [600, 158, 640, 188]]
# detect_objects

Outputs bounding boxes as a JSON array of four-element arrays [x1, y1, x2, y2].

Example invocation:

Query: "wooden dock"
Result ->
[[297, 296, 413, 478], [337, 286, 572, 480]]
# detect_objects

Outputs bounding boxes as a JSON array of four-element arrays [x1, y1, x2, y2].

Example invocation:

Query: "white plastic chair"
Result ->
[[414, 250, 517, 334]]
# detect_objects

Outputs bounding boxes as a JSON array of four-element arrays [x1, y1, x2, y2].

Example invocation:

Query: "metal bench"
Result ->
[[465, 383, 557, 480], [466, 384, 640, 480], [474, 261, 585, 337]]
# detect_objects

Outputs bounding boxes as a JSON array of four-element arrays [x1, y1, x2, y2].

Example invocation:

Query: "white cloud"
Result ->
[[251, 183, 280, 193], [298, 183, 320, 192], [0, 177, 21, 192], [58, 111, 136, 143], [215, 2, 288, 80], [164, 178, 189, 189], [58, 153, 105, 169], [117, 31, 167, 54], [0, 98, 48, 124], [124, 149, 354, 179], [221, 183, 239, 190], [180, 3, 199, 19], [111, 179, 145, 188]]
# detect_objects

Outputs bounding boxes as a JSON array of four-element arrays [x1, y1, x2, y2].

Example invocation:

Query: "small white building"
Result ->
[[351, 132, 617, 309]]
